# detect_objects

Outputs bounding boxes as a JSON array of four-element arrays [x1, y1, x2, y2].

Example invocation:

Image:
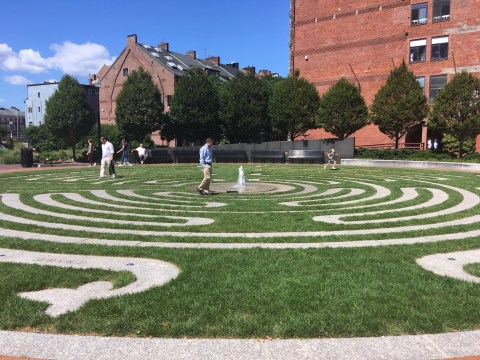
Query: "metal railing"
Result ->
[[356, 142, 424, 150]]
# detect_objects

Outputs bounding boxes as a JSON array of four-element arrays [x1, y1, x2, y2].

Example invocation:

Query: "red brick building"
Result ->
[[97, 34, 240, 145], [290, 0, 480, 149]]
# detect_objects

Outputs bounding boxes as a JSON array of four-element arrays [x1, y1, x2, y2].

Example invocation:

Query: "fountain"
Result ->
[[233, 166, 246, 192]]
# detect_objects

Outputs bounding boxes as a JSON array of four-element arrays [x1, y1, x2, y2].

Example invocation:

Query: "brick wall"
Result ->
[[291, 0, 480, 148], [98, 35, 176, 145]]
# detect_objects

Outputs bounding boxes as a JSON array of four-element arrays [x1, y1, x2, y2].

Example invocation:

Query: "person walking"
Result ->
[[197, 138, 214, 195], [117, 139, 132, 166], [99, 136, 116, 178], [324, 148, 337, 170], [87, 139, 96, 167]]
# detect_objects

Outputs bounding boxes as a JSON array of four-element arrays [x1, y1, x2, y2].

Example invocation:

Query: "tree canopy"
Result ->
[[168, 69, 221, 145], [115, 68, 164, 142], [317, 78, 368, 139], [0, 125, 9, 142], [44, 74, 96, 159], [370, 61, 429, 148], [428, 71, 480, 156], [220, 72, 270, 143], [269, 74, 320, 141]]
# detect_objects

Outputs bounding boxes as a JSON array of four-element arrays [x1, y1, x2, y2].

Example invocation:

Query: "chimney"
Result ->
[[206, 56, 221, 66], [159, 42, 169, 52], [127, 34, 137, 47], [186, 50, 197, 59]]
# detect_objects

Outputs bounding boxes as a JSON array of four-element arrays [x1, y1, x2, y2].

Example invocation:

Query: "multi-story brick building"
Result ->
[[0, 107, 25, 139], [97, 34, 241, 145], [290, 0, 480, 148]]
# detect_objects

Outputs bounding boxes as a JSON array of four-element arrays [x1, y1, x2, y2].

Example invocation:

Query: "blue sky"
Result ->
[[0, 0, 290, 109]]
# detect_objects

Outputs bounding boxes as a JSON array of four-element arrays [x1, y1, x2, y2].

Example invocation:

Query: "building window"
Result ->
[[416, 76, 425, 90], [433, 0, 450, 22], [123, 68, 129, 76], [29, 122, 33, 126], [37, 92, 40, 98], [429, 75, 448, 102], [411, 3, 428, 25], [410, 39, 426, 63], [28, 107, 32, 113], [431, 36, 449, 61], [167, 95, 172, 107], [38, 107, 41, 112]]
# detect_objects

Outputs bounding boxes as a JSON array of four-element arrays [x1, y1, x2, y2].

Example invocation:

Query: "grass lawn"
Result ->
[[0, 164, 479, 338]]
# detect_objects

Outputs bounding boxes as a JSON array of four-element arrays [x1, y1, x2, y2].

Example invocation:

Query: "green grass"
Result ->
[[0, 164, 479, 338], [465, 263, 480, 277]]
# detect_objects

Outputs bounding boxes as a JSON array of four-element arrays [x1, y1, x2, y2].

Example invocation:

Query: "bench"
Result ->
[[288, 150, 325, 164], [173, 149, 199, 163], [214, 150, 247, 163], [251, 150, 286, 163], [146, 149, 173, 164]]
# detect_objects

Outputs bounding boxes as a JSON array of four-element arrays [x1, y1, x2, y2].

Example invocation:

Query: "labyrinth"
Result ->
[[0, 164, 480, 338]]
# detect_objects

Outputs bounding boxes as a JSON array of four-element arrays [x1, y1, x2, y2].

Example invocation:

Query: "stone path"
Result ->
[[0, 248, 180, 317], [1, 330, 480, 360], [1, 169, 480, 358]]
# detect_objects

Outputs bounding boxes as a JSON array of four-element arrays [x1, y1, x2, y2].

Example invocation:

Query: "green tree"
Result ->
[[44, 74, 96, 159], [370, 61, 429, 149], [428, 71, 480, 157], [317, 78, 368, 139], [220, 72, 270, 143], [0, 125, 8, 141], [25, 124, 65, 151], [269, 74, 320, 140], [168, 69, 221, 144], [115, 68, 164, 142]]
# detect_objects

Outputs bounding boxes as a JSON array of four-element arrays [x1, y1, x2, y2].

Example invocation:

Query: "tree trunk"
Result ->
[[395, 134, 400, 149], [459, 140, 464, 158], [72, 144, 76, 161]]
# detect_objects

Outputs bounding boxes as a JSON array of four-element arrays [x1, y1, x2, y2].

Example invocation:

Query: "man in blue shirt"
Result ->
[[197, 138, 214, 195]]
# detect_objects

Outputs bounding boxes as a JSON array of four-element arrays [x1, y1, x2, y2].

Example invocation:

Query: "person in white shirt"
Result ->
[[134, 143, 148, 164], [100, 136, 116, 178]]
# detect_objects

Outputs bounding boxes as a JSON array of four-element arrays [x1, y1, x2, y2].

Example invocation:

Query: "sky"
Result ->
[[0, 0, 290, 110]]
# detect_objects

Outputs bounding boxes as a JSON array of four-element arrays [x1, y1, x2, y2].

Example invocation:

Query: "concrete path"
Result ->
[[0, 248, 180, 317], [0, 329, 480, 360]]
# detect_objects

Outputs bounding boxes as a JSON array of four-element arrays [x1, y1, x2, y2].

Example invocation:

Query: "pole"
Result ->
[[348, 63, 361, 90], [452, 51, 457, 74]]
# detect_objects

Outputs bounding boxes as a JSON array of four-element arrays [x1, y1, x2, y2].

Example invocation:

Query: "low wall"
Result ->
[[341, 159, 480, 172], [178, 138, 354, 162]]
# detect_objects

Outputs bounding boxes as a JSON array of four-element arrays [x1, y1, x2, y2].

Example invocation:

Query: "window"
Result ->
[[411, 3, 428, 25], [431, 36, 449, 61], [29, 122, 33, 126], [167, 95, 172, 107], [38, 107, 41, 112], [429, 75, 448, 102], [416, 76, 425, 90], [433, 0, 450, 22], [410, 39, 426, 63], [123, 68, 129, 76], [28, 107, 32, 113], [37, 92, 40, 98]]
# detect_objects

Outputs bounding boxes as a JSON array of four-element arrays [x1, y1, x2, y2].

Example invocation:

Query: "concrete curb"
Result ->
[[341, 159, 480, 172], [0, 330, 479, 360]]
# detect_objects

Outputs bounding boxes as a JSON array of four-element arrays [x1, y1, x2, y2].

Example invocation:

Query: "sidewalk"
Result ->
[[1, 330, 480, 360]]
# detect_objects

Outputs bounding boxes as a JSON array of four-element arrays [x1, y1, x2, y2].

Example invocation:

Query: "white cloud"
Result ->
[[4, 75, 32, 85], [0, 98, 6, 103], [0, 41, 114, 77]]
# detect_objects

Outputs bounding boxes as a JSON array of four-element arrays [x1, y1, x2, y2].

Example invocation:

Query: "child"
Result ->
[[87, 139, 96, 167], [324, 148, 337, 170], [117, 139, 132, 166]]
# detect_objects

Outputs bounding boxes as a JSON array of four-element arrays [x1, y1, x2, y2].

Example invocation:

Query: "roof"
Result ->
[[0, 108, 25, 117], [137, 43, 240, 80]]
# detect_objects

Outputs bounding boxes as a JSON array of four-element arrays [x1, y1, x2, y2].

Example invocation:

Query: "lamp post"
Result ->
[[9, 121, 13, 139]]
